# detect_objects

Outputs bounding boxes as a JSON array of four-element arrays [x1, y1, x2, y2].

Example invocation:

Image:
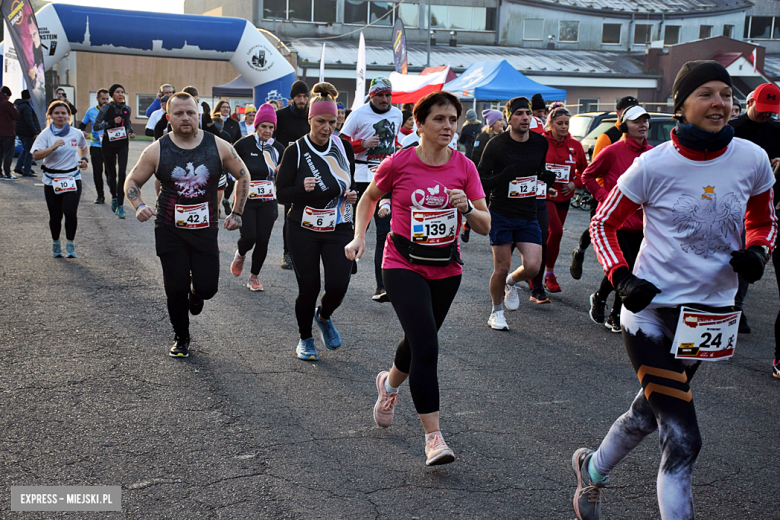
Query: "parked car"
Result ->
[[580, 113, 676, 161], [569, 111, 617, 141]]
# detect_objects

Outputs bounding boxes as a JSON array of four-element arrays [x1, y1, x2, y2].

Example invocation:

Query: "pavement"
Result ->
[[1, 140, 779, 519]]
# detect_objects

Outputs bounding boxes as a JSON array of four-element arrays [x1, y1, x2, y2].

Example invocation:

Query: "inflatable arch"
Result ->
[[23, 3, 296, 107]]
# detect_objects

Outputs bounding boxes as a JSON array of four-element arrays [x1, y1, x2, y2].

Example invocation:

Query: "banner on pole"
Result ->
[[392, 18, 407, 75], [318, 42, 326, 83], [352, 32, 366, 110]]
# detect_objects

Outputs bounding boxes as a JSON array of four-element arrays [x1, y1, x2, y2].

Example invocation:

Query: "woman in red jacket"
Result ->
[[581, 105, 652, 332], [542, 103, 587, 293]]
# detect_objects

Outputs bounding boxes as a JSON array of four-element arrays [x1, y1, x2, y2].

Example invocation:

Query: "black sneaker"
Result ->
[[738, 313, 751, 334], [188, 287, 204, 316], [222, 199, 231, 216], [460, 226, 470, 243], [169, 336, 190, 358], [280, 253, 293, 270], [570, 249, 585, 280], [372, 287, 390, 303], [589, 294, 606, 324], [605, 314, 621, 333], [94, 197, 105, 204]]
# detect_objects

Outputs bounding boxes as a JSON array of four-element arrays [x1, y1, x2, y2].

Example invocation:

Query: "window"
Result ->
[[449, 6, 471, 30], [137, 94, 156, 119], [264, 0, 286, 19], [745, 16, 773, 39], [524, 18, 544, 40], [264, 0, 336, 22], [344, 0, 367, 24], [369, 1, 393, 25], [485, 8, 496, 31], [774, 18, 780, 39], [723, 24, 734, 38], [559, 21, 579, 42], [578, 98, 599, 114], [699, 25, 712, 39], [430, 5, 447, 28], [398, 3, 418, 27], [664, 25, 680, 45], [634, 24, 652, 45], [602, 23, 621, 44], [314, 0, 337, 23]]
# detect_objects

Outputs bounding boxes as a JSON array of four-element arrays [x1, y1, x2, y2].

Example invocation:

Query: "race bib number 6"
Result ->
[[52, 176, 77, 194], [508, 176, 536, 199], [301, 206, 337, 232], [671, 307, 741, 361], [175, 202, 210, 229], [410, 207, 457, 245]]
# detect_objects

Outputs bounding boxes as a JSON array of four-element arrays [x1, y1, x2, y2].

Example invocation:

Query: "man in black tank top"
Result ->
[[123, 93, 251, 358]]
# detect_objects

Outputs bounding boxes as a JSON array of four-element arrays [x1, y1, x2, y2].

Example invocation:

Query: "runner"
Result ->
[[123, 92, 250, 358], [542, 103, 587, 293], [230, 103, 285, 291], [581, 106, 652, 332], [478, 97, 553, 329], [339, 76, 403, 303], [572, 61, 776, 520], [276, 82, 358, 361], [344, 91, 490, 466], [78, 88, 108, 203], [93, 83, 135, 219], [32, 101, 89, 258]]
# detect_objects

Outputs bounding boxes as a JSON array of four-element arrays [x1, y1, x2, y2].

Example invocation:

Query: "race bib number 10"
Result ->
[[301, 206, 337, 232], [52, 176, 77, 194], [410, 208, 457, 245], [175, 202, 210, 229], [671, 307, 740, 361]]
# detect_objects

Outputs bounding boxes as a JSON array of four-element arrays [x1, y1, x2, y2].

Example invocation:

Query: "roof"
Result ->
[[292, 40, 652, 78], [765, 54, 780, 79], [513, 0, 753, 16], [712, 52, 743, 69]]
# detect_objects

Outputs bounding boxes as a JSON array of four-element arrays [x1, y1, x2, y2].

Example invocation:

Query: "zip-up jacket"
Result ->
[[543, 130, 587, 203]]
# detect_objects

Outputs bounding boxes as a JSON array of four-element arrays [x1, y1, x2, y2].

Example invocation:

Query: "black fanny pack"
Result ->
[[43, 166, 79, 174], [390, 232, 463, 267]]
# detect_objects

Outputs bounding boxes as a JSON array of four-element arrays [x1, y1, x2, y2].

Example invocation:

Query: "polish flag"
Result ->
[[750, 49, 758, 73], [390, 66, 452, 104]]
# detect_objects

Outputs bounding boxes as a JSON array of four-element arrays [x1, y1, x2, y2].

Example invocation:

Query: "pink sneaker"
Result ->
[[246, 275, 263, 292], [373, 371, 398, 428], [231, 250, 245, 277], [425, 432, 455, 466]]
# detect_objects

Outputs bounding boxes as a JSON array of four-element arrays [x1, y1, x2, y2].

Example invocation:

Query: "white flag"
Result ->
[[319, 42, 326, 83], [751, 49, 757, 73], [2, 24, 25, 98], [352, 32, 366, 110]]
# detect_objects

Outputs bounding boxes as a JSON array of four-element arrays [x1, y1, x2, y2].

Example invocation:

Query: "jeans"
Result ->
[[15, 135, 34, 174]]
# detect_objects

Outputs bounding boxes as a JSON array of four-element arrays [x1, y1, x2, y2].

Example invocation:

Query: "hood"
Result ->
[[543, 130, 572, 146]]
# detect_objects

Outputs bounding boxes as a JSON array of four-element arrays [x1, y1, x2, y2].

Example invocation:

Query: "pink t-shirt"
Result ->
[[374, 147, 485, 279]]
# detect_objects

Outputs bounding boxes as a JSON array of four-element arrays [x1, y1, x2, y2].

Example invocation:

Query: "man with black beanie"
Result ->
[[274, 79, 311, 269], [531, 94, 546, 119]]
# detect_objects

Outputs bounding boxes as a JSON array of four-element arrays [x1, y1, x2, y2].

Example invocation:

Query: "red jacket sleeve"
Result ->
[[581, 152, 610, 203], [745, 188, 777, 252], [590, 186, 642, 282], [572, 143, 588, 189], [343, 135, 366, 154]]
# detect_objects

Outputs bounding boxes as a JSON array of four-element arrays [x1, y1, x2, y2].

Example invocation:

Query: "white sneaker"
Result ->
[[504, 284, 520, 311], [488, 310, 509, 331]]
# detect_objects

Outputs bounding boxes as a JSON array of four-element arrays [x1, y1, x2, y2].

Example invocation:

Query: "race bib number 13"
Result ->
[[175, 202, 210, 229], [249, 180, 275, 201], [671, 307, 740, 361]]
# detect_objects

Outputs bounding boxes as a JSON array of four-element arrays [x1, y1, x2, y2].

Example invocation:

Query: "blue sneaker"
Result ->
[[314, 306, 341, 350], [296, 338, 318, 361], [115, 205, 126, 219], [65, 242, 77, 258], [52, 240, 64, 258], [111, 198, 118, 212]]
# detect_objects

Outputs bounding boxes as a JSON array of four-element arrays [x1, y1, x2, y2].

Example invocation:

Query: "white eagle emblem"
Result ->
[[672, 185, 742, 258], [171, 162, 211, 198]]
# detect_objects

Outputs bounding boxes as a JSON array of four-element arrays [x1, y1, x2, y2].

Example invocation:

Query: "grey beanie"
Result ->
[[465, 109, 478, 121]]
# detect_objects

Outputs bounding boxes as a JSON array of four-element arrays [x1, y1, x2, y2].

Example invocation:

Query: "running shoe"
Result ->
[[115, 205, 126, 219], [773, 360, 780, 380], [314, 306, 341, 350], [222, 199, 232, 216], [589, 294, 606, 324], [111, 198, 118, 212], [530, 287, 551, 304], [460, 226, 470, 243], [296, 337, 318, 361], [94, 196, 105, 204], [169, 335, 190, 358], [544, 273, 562, 293], [572, 448, 608, 520], [188, 287, 204, 316], [425, 432, 455, 466], [20, 171, 35, 177], [738, 314, 751, 334], [372, 287, 390, 303], [504, 284, 520, 311], [280, 253, 293, 270], [373, 371, 398, 428], [246, 275, 263, 292], [488, 310, 509, 331], [231, 250, 245, 276], [65, 242, 77, 258], [52, 240, 64, 258], [605, 314, 621, 333], [2, 173, 18, 180], [570, 248, 585, 280]]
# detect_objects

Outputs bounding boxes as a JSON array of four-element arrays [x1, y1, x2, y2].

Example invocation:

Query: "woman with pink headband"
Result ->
[[276, 82, 359, 361]]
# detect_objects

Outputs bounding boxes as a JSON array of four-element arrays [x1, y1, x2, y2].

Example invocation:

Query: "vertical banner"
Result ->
[[352, 32, 366, 110], [3, 22, 25, 97], [392, 18, 408, 75], [1, 0, 47, 128], [318, 42, 326, 83]]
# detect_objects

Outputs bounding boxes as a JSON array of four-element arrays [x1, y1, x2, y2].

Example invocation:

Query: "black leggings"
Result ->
[[44, 181, 82, 241], [774, 230, 780, 360], [90, 147, 105, 199], [103, 145, 129, 205], [237, 201, 278, 275], [356, 182, 391, 289], [383, 268, 461, 415], [155, 225, 220, 338], [287, 221, 354, 340], [531, 201, 549, 289], [595, 230, 643, 316], [578, 205, 597, 250]]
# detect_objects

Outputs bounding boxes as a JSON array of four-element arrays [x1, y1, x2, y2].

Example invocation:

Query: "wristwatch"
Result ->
[[461, 200, 474, 216]]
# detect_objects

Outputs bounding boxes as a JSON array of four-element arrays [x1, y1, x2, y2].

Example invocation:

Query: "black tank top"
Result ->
[[155, 132, 222, 228]]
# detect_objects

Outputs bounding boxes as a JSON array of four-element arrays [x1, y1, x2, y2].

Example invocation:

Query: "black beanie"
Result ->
[[108, 83, 124, 97], [531, 93, 545, 111], [402, 110, 412, 124], [616, 96, 638, 111], [672, 61, 732, 113], [290, 80, 309, 99]]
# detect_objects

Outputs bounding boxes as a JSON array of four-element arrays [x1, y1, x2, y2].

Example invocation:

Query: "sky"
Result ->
[[45, 0, 185, 14]]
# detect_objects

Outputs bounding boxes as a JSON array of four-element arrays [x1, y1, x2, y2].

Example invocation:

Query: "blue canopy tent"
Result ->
[[444, 60, 566, 102]]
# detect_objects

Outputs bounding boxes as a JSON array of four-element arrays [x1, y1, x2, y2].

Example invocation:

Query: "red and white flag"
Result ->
[[389, 67, 451, 104], [751, 49, 758, 73]]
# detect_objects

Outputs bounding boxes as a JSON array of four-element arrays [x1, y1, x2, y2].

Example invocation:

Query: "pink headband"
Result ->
[[309, 100, 338, 119]]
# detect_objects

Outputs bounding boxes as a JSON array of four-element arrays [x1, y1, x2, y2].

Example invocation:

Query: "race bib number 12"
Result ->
[[508, 176, 536, 199]]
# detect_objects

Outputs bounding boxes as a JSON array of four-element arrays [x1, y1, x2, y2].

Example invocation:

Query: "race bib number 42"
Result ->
[[175, 202, 210, 229], [411, 208, 457, 245], [301, 206, 337, 232], [249, 180, 275, 201], [52, 176, 77, 194], [106, 126, 127, 142], [546, 163, 571, 183], [671, 307, 741, 361], [508, 176, 536, 199]]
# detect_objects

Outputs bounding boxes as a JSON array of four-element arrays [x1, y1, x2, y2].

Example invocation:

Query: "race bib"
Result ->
[[368, 163, 380, 176], [52, 176, 77, 194], [410, 207, 457, 245], [175, 202, 210, 229], [536, 179, 547, 199], [106, 126, 127, 142], [249, 180, 275, 201], [671, 307, 740, 361], [508, 176, 536, 199], [546, 163, 571, 183], [301, 206, 337, 232]]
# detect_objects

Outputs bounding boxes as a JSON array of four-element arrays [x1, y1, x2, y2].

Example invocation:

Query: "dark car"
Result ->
[[580, 113, 676, 161]]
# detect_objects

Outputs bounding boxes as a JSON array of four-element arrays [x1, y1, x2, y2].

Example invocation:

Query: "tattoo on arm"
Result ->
[[126, 185, 140, 202]]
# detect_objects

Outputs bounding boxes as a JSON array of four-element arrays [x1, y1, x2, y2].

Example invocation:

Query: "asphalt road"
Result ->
[[1, 141, 779, 519]]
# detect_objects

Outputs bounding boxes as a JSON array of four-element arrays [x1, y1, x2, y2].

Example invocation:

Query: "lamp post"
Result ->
[[426, 0, 432, 66]]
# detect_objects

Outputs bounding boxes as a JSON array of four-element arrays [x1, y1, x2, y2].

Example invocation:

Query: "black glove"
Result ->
[[612, 266, 661, 313], [201, 102, 212, 125], [540, 169, 556, 188], [729, 245, 769, 283]]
